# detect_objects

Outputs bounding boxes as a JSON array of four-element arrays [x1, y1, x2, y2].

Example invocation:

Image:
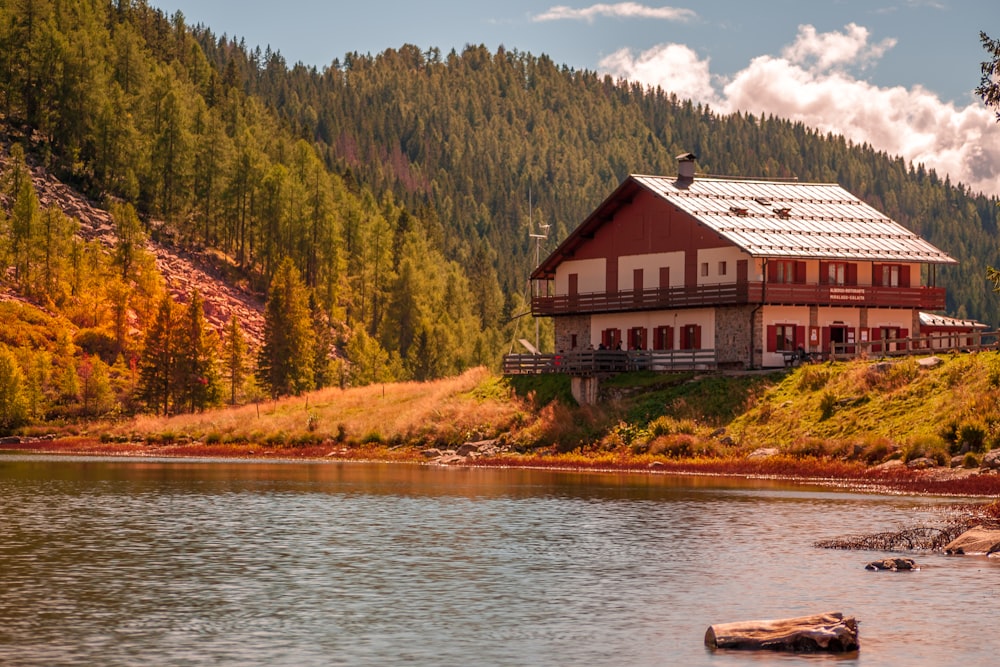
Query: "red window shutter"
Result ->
[[680, 326, 689, 350], [847, 263, 858, 285], [767, 262, 778, 282], [821, 327, 831, 352], [819, 262, 829, 285], [795, 325, 806, 349], [641, 327, 648, 349], [666, 326, 673, 350], [602, 329, 611, 347], [615, 328, 622, 347], [766, 324, 777, 352], [900, 328, 909, 340], [900, 266, 910, 288], [873, 264, 882, 286], [794, 261, 806, 283], [693, 325, 702, 349]]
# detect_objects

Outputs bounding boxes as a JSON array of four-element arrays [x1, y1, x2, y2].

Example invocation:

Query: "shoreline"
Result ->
[[5, 437, 1000, 499]]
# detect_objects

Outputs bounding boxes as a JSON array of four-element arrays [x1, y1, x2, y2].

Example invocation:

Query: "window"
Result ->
[[827, 262, 847, 285], [768, 324, 801, 352], [769, 260, 799, 284], [570, 334, 578, 350], [653, 325, 673, 350], [775, 324, 796, 352], [718, 261, 727, 276], [700, 262, 709, 277], [679, 324, 702, 350], [881, 265, 899, 287], [629, 327, 646, 350]]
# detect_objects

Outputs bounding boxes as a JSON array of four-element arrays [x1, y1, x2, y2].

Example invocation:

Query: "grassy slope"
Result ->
[[23, 352, 1000, 473]]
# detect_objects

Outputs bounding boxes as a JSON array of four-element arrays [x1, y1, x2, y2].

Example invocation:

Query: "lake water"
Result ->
[[1, 454, 997, 667]]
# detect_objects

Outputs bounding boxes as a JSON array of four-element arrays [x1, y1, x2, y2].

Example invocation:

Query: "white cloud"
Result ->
[[598, 23, 1000, 197], [600, 43, 717, 104], [534, 3, 696, 23]]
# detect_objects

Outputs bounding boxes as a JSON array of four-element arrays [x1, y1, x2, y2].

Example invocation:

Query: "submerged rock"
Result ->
[[944, 526, 1000, 555], [865, 557, 918, 571]]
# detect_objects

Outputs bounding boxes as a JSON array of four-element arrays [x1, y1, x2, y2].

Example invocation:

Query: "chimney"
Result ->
[[676, 152, 697, 181]]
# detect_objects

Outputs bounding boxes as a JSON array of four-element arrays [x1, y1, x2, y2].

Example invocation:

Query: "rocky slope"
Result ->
[[7, 149, 266, 346]]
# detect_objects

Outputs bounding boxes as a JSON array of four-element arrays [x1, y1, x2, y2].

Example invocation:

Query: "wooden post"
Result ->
[[705, 611, 859, 653]]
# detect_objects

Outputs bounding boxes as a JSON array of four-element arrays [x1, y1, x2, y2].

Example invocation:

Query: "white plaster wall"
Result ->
[[555, 258, 605, 295], [866, 309, 911, 329], [760, 305, 811, 367], [617, 252, 685, 289], [696, 247, 745, 285], [816, 307, 861, 329]]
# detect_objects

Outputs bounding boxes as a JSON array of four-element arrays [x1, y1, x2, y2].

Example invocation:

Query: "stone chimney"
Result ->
[[676, 152, 697, 180]]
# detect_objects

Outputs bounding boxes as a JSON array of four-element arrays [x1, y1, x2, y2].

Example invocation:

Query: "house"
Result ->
[[528, 154, 969, 369]]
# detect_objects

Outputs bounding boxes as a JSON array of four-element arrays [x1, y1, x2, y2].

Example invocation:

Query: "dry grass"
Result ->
[[100, 367, 526, 449]]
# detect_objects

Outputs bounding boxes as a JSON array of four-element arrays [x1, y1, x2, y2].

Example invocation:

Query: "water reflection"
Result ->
[[0, 454, 995, 667]]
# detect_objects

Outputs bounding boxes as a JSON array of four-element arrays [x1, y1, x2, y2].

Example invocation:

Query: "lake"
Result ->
[[0, 454, 996, 666]]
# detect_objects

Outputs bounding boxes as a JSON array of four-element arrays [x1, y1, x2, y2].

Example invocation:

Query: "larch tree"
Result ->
[[221, 315, 248, 405], [173, 290, 222, 412], [257, 257, 314, 397], [137, 295, 177, 414], [0, 345, 28, 431]]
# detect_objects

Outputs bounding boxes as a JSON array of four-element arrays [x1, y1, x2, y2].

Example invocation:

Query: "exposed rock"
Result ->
[[456, 442, 482, 456], [944, 526, 1000, 555], [420, 448, 443, 459], [917, 356, 943, 368], [865, 557, 917, 571], [648, 460, 664, 469], [0, 435, 22, 444], [906, 457, 937, 470], [748, 447, 780, 459], [2, 147, 267, 347], [982, 449, 1000, 470], [871, 459, 906, 473], [705, 611, 859, 653]]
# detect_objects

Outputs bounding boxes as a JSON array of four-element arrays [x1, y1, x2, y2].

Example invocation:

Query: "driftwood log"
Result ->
[[705, 611, 859, 653]]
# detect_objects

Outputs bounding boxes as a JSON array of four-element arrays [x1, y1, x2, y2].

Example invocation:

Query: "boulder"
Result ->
[[865, 557, 917, 571], [917, 356, 943, 369], [455, 442, 481, 456], [420, 448, 443, 459], [944, 526, 1000, 555], [982, 449, 1000, 470], [705, 611, 859, 653], [748, 447, 780, 459], [906, 457, 937, 470]]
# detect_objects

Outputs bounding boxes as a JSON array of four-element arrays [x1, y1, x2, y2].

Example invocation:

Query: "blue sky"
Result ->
[[157, 0, 1000, 195]]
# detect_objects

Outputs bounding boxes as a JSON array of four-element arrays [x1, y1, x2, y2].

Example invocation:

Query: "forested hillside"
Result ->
[[0, 0, 998, 427], [207, 42, 1000, 323]]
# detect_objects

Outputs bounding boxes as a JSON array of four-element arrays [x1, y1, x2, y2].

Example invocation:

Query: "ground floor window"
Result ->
[[628, 326, 647, 350], [679, 324, 702, 350], [653, 325, 674, 350], [767, 324, 803, 352], [600, 328, 622, 350]]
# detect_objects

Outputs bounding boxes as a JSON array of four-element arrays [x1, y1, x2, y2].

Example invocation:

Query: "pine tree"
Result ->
[[221, 315, 248, 404], [257, 257, 314, 397], [137, 295, 177, 414], [173, 290, 221, 412]]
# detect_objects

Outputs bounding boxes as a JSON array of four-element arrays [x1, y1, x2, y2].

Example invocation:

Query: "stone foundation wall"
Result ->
[[554, 315, 592, 353], [714, 306, 753, 368]]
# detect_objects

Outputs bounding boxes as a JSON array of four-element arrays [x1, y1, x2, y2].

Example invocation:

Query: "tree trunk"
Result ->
[[705, 611, 859, 653]]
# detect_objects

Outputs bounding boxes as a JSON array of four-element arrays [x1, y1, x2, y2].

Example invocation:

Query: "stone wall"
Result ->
[[714, 305, 753, 368], [554, 314, 592, 353]]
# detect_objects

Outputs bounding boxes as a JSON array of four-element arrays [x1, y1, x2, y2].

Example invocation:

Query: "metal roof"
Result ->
[[632, 174, 956, 264], [532, 174, 956, 280], [919, 312, 987, 329]]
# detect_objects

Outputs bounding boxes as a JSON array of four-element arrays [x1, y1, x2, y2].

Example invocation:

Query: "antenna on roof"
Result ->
[[527, 184, 550, 353]]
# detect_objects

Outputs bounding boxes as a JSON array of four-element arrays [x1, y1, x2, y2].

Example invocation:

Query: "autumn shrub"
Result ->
[[962, 452, 981, 468], [205, 431, 222, 444], [648, 434, 697, 458], [858, 435, 894, 464], [902, 435, 949, 465], [958, 421, 988, 453], [819, 391, 838, 420], [797, 365, 830, 392], [788, 437, 836, 459]]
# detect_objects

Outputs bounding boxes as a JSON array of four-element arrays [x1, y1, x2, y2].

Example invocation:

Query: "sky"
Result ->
[[157, 0, 1000, 197]]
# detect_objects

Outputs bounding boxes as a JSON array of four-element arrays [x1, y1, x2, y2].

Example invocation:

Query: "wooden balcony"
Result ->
[[531, 282, 946, 315], [502, 349, 717, 376]]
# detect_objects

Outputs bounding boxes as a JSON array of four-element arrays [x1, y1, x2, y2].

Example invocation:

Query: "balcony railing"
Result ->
[[531, 282, 946, 315], [502, 349, 717, 376]]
